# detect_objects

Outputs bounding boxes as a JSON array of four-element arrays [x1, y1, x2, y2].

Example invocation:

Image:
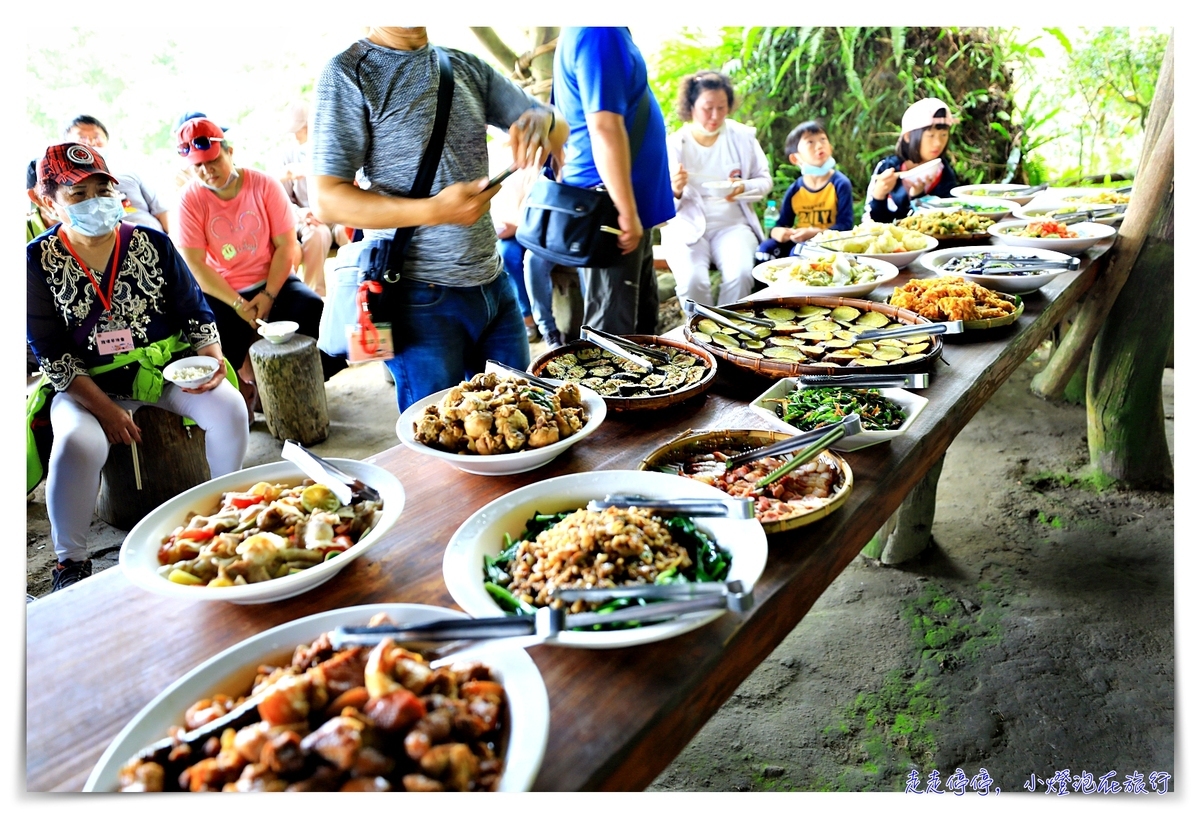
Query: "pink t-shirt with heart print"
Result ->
[[176, 168, 296, 292]]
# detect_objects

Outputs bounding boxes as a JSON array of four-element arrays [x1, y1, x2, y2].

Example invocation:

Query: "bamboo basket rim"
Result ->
[[636, 428, 853, 534], [529, 334, 718, 412], [684, 295, 942, 378]]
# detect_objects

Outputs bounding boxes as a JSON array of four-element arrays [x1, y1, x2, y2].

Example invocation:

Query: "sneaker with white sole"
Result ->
[[51, 558, 92, 592]]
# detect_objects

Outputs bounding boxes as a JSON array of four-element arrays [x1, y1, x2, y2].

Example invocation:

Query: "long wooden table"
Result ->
[[26, 244, 1108, 792]]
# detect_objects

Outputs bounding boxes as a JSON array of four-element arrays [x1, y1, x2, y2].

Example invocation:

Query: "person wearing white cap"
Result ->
[[279, 101, 339, 297], [865, 97, 960, 223]]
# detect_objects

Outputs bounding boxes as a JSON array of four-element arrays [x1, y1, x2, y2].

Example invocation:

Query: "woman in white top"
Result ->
[[661, 71, 772, 306]]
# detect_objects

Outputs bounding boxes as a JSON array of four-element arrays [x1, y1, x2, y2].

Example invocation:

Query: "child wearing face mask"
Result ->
[[865, 98, 960, 223], [755, 120, 854, 261]]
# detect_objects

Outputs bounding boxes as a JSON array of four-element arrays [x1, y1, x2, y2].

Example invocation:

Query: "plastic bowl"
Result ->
[[257, 320, 299, 344]]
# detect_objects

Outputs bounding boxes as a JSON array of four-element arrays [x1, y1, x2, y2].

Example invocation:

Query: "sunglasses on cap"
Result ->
[[177, 136, 223, 157]]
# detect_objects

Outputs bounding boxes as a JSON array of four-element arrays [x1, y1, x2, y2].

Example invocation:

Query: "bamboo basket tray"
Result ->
[[530, 334, 718, 413], [638, 429, 853, 535], [683, 296, 942, 379]]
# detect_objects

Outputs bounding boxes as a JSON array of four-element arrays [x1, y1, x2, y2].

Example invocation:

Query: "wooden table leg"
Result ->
[[863, 453, 945, 565]]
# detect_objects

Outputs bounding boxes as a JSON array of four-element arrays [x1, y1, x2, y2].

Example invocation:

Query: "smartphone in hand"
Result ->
[[487, 164, 517, 190]]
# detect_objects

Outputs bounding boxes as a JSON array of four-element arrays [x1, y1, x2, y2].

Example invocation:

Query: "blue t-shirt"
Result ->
[[553, 27, 674, 228]]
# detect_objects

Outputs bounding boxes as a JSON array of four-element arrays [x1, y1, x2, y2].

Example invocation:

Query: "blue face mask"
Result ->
[[801, 157, 837, 176], [65, 195, 124, 237]]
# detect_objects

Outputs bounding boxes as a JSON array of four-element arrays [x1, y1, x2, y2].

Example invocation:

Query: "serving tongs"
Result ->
[[968, 256, 1081, 275], [281, 439, 381, 506], [1000, 182, 1049, 197], [484, 359, 560, 392], [586, 494, 755, 518], [854, 321, 962, 342], [685, 300, 775, 330], [1054, 206, 1124, 226], [810, 230, 886, 252], [799, 372, 929, 389], [580, 325, 670, 371]]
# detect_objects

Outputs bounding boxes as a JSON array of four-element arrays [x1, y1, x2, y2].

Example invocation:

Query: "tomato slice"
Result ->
[[227, 493, 264, 509], [177, 528, 216, 541]]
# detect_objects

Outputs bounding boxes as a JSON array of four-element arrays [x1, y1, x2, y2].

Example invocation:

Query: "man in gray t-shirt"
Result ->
[[310, 27, 566, 411]]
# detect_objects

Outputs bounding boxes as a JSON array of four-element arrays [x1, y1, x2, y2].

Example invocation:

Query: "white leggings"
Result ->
[[663, 223, 760, 307], [46, 381, 249, 563]]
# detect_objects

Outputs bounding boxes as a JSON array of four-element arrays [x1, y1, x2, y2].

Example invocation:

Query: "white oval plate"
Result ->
[[919, 196, 1019, 221], [443, 470, 768, 649], [750, 255, 900, 298], [396, 382, 606, 476], [163, 356, 221, 389], [949, 183, 1040, 206], [1012, 201, 1123, 227], [809, 231, 937, 269], [83, 603, 549, 792], [986, 220, 1115, 255], [921, 244, 1078, 294], [748, 378, 929, 451], [120, 458, 405, 604]]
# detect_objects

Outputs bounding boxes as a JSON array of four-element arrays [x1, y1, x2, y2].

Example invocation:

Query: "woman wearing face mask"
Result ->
[[26, 143, 248, 592], [174, 118, 345, 416], [660, 71, 772, 306], [865, 98, 960, 223]]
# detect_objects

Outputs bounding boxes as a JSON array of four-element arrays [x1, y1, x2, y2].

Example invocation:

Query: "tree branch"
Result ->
[[470, 27, 521, 76]]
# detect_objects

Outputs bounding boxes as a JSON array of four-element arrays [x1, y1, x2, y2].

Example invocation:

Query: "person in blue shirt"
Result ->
[[755, 120, 854, 261], [553, 27, 674, 334]]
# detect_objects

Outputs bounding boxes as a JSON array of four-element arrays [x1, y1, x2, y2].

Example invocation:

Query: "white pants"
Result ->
[[663, 224, 760, 307], [46, 381, 249, 563]]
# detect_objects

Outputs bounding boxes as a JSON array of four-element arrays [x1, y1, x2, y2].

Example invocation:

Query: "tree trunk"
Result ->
[[1029, 33, 1173, 400], [1086, 188, 1174, 488], [250, 336, 329, 445], [96, 406, 210, 530]]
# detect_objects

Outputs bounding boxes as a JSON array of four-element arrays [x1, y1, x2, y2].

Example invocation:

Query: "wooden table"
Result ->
[[26, 244, 1107, 792]]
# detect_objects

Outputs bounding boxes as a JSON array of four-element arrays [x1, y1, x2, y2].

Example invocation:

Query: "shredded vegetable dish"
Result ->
[[157, 480, 382, 587], [116, 614, 509, 791]]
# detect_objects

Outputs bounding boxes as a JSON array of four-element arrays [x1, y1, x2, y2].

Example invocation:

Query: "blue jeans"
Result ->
[[498, 238, 532, 318], [523, 251, 560, 338], [381, 274, 531, 411]]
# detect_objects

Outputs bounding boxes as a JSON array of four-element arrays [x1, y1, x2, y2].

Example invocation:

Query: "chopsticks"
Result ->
[[754, 417, 861, 489], [128, 410, 142, 491], [726, 414, 862, 470]]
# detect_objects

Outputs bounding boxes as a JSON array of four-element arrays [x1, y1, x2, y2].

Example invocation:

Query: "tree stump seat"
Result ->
[[249, 334, 329, 445], [96, 405, 210, 531]]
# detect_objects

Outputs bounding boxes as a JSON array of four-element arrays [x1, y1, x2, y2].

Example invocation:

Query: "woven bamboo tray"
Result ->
[[530, 334, 718, 413], [683, 295, 941, 379], [638, 428, 853, 534]]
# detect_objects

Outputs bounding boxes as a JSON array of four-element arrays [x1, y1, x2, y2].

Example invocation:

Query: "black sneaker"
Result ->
[[544, 330, 565, 349], [51, 558, 92, 592]]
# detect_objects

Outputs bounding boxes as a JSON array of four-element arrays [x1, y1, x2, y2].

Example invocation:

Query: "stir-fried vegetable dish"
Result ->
[[1006, 219, 1079, 239], [414, 372, 587, 455], [812, 224, 930, 254], [1063, 191, 1130, 205], [760, 253, 879, 286], [767, 387, 906, 432], [484, 507, 730, 621], [115, 614, 509, 791], [896, 211, 996, 237], [158, 481, 382, 587]]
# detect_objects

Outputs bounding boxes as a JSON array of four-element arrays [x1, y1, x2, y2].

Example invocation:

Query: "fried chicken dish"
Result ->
[[890, 276, 1017, 322]]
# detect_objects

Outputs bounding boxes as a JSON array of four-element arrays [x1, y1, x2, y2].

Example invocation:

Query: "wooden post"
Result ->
[[1030, 34, 1173, 400], [249, 335, 329, 445], [862, 454, 945, 565], [96, 406, 210, 530]]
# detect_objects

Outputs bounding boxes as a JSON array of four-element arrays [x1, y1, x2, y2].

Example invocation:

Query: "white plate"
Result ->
[[750, 255, 900, 298], [396, 382, 606, 476], [949, 183, 1041, 206], [1012, 201, 1124, 227], [163, 356, 221, 389], [701, 180, 737, 192], [120, 459, 405, 604], [987, 220, 1115, 255], [921, 245, 1078, 294], [83, 603, 549, 792], [748, 379, 928, 452], [443, 470, 768, 649], [256, 320, 299, 344], [809, 230, 937, 269]]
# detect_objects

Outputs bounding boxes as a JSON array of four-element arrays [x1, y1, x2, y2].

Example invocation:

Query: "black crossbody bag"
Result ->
[[516, 89, 651, 268]]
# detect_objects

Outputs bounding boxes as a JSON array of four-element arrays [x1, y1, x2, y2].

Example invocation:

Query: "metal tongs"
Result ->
[[580, 325, 670, 370], [281, 439, 381, 506], [810, 229, 886, 251], [969, 256, 1081, 275], [485, 359, 559, 392], [1001, 182, 1049, 197], [855, 321, 962, 342], [1055, 206, 1124, 226], [685, 300, 775, 330], [330, 580, 754, 662], [799, 372, 929, 389], [586, 494, 754, 519]]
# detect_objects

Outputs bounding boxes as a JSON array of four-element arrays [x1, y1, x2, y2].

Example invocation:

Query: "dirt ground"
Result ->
[[25, 338, 1175, 795]]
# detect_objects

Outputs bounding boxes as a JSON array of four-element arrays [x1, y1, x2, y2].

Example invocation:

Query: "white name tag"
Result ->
[[97, 328, 135, 355]]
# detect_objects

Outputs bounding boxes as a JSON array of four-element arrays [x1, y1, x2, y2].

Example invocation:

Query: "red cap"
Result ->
[[36, 143, 119, 188], [177, 117, 226, 164]]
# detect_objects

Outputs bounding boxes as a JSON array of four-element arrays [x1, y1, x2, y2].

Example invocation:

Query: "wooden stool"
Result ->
[[249, 334, 329, 445], [96, 405, 210, 530]]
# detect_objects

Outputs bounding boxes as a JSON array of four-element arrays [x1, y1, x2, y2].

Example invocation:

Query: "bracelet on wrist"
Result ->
[[233, 297, 245, 311], [262, 290, 276, 302]]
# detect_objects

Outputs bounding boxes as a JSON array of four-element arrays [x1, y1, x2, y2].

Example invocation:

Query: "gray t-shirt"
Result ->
[[312, 40, 540, 286], [114, 170, 168, 231]]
